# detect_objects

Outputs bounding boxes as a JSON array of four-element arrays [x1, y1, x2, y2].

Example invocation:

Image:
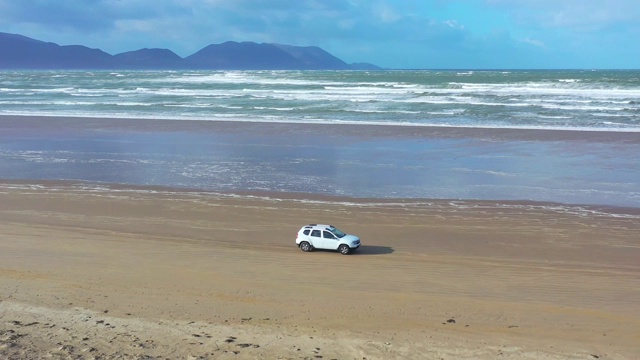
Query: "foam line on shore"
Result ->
[[2, 180, 638, 219], [2, 114, 640, 140]]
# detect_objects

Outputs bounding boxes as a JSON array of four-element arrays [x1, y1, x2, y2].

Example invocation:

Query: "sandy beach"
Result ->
[[1, 180, 638, 359]]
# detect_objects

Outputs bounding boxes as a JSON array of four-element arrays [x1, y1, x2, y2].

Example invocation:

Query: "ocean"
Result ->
[[1, 69, 639, 130], [1, 70, 639, 210]]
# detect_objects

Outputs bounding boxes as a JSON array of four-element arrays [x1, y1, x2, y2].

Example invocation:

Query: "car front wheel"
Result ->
[[300, 241, 312, 252], [338, 244, 350, 255]]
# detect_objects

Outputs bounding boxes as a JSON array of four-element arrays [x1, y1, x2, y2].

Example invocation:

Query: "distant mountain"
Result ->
[[0, 32, 115, 69], [184, 41, 302, 70], [0, 32, 380, 70], [272, 43, 348, 70], [114, 48, 183, 69]]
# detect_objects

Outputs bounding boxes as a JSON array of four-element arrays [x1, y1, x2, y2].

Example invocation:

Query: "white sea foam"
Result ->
[[452, 168, 515, 177], [158, 72, 345, 86], [214, 194, 640, 219], [2, 69, 639, 132]]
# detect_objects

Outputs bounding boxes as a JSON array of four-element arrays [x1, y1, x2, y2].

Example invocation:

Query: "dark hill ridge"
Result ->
[[272, 44, 349, 70], [0, 32, 115, 69], [0, 32, 379, 70], [185, 41, 302, 70], [114, 48, 183, 69]]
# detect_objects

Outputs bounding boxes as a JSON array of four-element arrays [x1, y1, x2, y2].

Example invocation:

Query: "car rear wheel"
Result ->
[[300, 241, 312, 252], [338, 244, 350, 255]]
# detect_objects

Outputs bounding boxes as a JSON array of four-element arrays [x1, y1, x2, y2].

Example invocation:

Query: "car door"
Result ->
[[309, 229, 322, 248], [322, 230, 340, 250]]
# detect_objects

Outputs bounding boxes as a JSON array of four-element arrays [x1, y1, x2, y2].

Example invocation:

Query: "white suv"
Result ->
[[296, 224, 361, 255]]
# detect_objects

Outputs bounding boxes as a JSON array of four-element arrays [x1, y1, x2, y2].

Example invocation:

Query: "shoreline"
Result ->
[[3, 179, 640, 216], [1, 181, 639, 359], [2, 114, 640, 143], [2, 114, 640, 208]]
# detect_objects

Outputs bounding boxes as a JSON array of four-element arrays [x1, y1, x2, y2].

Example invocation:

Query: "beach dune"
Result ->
[[1, 181, 639, 359]]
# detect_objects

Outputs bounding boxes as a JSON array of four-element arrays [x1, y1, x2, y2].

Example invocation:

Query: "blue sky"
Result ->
[[1, 0, 638, 69]]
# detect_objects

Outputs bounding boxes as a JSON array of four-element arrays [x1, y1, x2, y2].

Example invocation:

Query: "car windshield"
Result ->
[[329, 227, 346, 238]]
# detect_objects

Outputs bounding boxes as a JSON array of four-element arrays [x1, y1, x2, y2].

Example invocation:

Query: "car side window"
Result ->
[[303, 229, 310, 235], [323, 231, 336, 239], [311, 230, 321, 237]]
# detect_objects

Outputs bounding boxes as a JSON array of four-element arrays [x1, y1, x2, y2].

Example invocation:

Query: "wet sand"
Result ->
[[1, 181, 639, 359], [2, 114, 640, 143], [2, 115, 640, 208]]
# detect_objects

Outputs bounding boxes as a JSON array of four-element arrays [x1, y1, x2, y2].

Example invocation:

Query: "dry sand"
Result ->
[[0, 181, 639, 359]]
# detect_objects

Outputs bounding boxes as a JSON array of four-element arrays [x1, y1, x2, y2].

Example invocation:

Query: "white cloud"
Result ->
[[443, 20, 464, 30], [520, 37, 545, 47], [372, 1, 402, 23], [114, 19, 156, 33], [485, 0, 640, 31]]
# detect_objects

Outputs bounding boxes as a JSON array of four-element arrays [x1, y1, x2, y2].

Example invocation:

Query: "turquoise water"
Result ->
[[1, 70, 639, 130]]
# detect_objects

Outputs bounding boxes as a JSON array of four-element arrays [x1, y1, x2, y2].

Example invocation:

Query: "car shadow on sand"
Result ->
[[353, 245, 394, 255]]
